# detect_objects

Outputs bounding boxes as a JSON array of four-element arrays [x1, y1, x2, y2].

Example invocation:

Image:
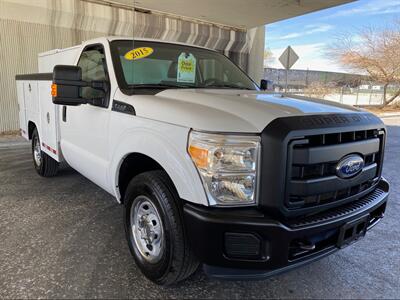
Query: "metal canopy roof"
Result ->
[[97, 0, 354, 29]]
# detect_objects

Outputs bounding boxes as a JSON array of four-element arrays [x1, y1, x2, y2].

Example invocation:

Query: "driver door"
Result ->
[[59, 44, 111, 192]]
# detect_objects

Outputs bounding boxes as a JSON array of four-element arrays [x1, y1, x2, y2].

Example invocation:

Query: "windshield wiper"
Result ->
[[202, 84, 254, 90], [130, 83, 254, 91], [131, 84, 192, 89]]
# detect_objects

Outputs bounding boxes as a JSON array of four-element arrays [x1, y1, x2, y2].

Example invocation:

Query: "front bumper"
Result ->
[[183, 178, 389, 280]]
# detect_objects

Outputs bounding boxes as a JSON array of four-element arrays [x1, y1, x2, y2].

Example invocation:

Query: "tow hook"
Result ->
[[295, 240, 316, 251]]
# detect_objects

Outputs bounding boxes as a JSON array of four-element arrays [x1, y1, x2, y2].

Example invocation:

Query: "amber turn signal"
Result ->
[[188, 145, 208, 169], [51, 84, 57, 97]]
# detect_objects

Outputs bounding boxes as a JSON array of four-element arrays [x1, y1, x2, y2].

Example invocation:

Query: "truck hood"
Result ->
[[116, 89, 364, 133]]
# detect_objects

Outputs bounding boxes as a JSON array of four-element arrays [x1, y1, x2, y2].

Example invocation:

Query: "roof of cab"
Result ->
[[82, 36, 214, 51], [39, 36, 219, 57], [109, 36, 214, 51]]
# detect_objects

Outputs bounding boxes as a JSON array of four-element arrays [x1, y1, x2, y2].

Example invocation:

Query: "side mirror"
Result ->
[[260, 79, 268, 91], [52, 65, 87, 106], [52, 65, 109, 106]]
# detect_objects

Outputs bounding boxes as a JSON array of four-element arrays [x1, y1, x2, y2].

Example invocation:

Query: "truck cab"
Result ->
[[16, 36, 389, 285]]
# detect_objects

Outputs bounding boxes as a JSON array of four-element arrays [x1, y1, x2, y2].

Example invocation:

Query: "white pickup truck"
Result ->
[[16, 36, 389, 285]]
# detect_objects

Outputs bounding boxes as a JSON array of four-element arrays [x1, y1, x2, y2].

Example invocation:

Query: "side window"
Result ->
[[78, 47, 108, 101]]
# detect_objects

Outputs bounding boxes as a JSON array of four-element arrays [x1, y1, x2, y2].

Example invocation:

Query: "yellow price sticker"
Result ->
[[124, 47, 154, 60]]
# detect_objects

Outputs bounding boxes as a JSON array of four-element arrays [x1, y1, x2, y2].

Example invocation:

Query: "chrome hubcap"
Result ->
[[131, 196, 164, 263], [33, 136, 42, 166]]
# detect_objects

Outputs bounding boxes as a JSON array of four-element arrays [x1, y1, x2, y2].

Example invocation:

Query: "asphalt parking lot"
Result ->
[[0, 117, 399, 299]]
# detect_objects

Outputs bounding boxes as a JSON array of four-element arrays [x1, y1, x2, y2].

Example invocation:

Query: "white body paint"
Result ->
[[16, 37, 363, 207]]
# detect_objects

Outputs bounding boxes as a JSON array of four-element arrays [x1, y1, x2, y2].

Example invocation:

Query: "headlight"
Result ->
[[188, 131, 260, 206]]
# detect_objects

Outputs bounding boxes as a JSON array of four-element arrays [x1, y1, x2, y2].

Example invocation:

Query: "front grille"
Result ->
[[286, 129, 385, 210], [287, 183, 388, 228], [259, 113, 386, 218]]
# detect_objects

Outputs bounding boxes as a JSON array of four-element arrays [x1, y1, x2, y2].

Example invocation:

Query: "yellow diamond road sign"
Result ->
[[279, 46, 299, 70]]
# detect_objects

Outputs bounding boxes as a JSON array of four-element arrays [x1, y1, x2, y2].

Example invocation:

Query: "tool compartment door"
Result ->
[[38, 80, 60, 161], [16, 81, 29, 139]]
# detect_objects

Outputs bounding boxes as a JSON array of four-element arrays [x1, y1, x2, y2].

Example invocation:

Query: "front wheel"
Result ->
[[31, 128, 59, 177], [124, 170, 199, 285]]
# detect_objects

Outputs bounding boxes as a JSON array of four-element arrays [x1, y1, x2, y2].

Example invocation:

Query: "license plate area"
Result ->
[[337, 214, 369, 248]]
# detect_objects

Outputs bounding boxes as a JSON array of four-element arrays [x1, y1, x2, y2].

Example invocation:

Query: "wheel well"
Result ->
[[118, 153, 164, 202], [28, 121, 36, 140]]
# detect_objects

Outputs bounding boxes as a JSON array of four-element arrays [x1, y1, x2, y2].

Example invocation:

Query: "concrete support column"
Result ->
[[247, 26, 265, 84]]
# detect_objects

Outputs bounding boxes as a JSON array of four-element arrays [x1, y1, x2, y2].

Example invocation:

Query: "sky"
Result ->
[[265, 0, 400, 73]]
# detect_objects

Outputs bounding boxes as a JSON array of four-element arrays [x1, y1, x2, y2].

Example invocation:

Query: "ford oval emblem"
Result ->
[[336, 154, 365, 179]]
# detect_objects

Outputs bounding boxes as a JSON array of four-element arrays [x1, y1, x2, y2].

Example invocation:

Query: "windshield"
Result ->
[[110, 40, 258, 92]]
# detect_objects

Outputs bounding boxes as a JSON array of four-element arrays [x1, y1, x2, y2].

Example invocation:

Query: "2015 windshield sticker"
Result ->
[[177, 53, 196, 83], [124, 47, 154, 60]]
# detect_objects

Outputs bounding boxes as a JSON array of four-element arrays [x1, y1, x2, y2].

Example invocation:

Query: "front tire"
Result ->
[[124, 170, 199, 285], [31, 128, 59, 177]]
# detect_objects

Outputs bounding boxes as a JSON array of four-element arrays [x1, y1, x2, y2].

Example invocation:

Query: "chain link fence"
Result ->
[[292, 87, 388, 106], [265, 68, 400, 106]]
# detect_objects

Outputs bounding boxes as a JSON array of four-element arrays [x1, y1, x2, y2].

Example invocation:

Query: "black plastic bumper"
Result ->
[[183, 178, 389, 280]]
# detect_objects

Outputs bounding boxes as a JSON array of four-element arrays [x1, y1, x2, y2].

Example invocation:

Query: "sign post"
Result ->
[[279, 46, 299, 92]]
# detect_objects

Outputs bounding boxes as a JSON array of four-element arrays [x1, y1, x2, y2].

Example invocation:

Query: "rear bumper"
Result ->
[[183, 178, 389, 280]]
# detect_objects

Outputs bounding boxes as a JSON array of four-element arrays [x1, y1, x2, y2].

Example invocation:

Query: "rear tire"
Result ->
[[31, 128, 59, 177], [124, 170, 199, 285]]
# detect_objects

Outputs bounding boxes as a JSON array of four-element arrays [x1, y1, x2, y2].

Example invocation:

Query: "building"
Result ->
[[0, 0, 353, 133]]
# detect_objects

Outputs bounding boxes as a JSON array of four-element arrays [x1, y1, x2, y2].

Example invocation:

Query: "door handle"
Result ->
[[62, 106, 67, 122]]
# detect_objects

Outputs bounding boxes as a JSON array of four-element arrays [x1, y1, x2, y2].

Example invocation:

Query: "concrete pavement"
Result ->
[[0, 118, 399, 299]]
